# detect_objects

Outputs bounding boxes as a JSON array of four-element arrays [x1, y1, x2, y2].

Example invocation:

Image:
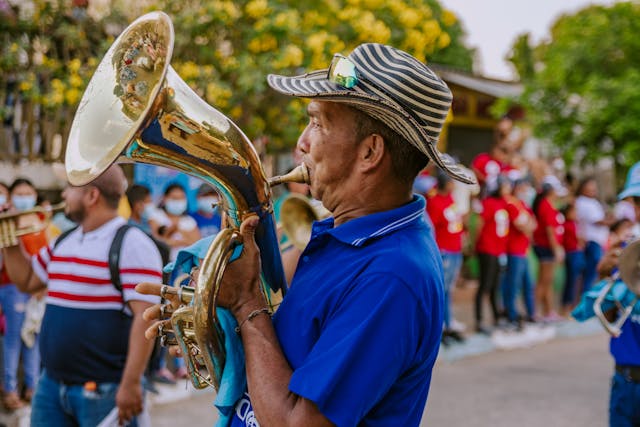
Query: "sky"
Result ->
[[439, 0, 618, 80]]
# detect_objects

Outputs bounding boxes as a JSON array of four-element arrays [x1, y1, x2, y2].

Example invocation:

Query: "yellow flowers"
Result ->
[[65, 88, 81, 106], [177, 61, 200, 82], [441, 9, 457, 27], [274, 45, 304, 69], [245, 0, 270, 19], [248, 35, 278, 53], [206, 83, 232, 108], [69, 74, 84, 88], [68, 59, 82, 74], [19, 81, 33, 92]]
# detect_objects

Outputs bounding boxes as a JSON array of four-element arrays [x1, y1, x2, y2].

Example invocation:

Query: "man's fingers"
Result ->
[[136, 282, 164, 296], [143, 304, 162, 322], [145, 319, 171, 340], [239, 214, 260, 242], [136, 282, 182, 305]]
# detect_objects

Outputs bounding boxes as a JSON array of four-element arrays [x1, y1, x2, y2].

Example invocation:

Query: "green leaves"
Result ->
[[509, 2, 640, 170]]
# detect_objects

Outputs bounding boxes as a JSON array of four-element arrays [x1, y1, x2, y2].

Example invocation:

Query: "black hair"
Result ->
[[164, 182, 186, 197], [611, 218, 632, 234], [532, 184, 554, 215], [576, 176, 596, 196], [9, 177, 35, 194], [127, 184, 151, 207]]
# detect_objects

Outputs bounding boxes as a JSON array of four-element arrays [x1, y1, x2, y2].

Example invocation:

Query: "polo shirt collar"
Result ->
[[313, 195, 427, 247], [79, 216, 126, 241]]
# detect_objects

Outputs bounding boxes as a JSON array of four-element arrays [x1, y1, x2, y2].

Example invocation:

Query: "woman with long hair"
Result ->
[[0, 178, 43, 410], [532, 176, 566, 321]]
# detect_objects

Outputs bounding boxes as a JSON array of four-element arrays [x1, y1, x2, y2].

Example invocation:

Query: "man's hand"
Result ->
[[116, 379, 143, 425], [216, 215, 267, 318], [597, 241, 623, 279]]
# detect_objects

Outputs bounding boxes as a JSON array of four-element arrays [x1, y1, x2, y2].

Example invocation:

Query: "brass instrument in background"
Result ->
[[279, 194, 329, 251], [594, 239, 640, 337], [0, 203, 66, 248], [65, 11, 309, 390]]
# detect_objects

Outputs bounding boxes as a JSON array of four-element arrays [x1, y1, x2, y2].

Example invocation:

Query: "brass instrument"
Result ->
[[65, 11, 309, 390], [594, 240, 640, 337], [0, 203, 66, 248], [279, 194, 331, 251]]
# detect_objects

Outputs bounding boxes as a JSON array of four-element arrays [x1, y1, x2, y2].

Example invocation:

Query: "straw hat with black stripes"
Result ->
[[267, 43, 476, 184]]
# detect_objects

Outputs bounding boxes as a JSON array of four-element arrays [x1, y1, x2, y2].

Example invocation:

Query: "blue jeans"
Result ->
[[0, 284, 40, 392], [609, 372, 640, 427], [563, 250, 585, 306], [31, 370, 142, 427], [501, 254, 534, 322], [440, 251, 463, 329], [583, 241, 603, 293]]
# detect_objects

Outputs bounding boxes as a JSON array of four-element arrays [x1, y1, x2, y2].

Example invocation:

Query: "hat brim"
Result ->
[[619, 185, 640, 200], [267, 71, 476, 185]]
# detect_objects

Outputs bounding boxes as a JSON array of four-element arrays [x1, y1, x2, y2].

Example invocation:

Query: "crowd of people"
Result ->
[[0, 39, 637, 426], [422, 116, 636, 346], [0, 177, 225, 411]]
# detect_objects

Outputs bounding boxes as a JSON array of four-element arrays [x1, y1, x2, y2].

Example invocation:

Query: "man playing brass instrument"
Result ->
[[2, 165, 162, 426], [144, 43, 475, 426]]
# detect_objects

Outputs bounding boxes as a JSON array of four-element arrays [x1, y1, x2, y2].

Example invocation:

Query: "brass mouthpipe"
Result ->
[[268, 163, 310, 187]]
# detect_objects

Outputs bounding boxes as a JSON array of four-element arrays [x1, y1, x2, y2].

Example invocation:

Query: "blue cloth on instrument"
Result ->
[[163, 236, 247, 427], [571, 279, 640, 321]]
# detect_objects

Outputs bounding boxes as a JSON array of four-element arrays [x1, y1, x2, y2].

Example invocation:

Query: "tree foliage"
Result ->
[[0, 0, 474, 156], [508, 2, 640, 168]]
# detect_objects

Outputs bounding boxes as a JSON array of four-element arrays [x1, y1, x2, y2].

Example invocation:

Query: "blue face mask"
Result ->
[[12, 195, 37, 211], [197, 197, 218, 215], [0, 194, 6, 205], [165, 199, 187, 216], [141, 203, 155, 220]]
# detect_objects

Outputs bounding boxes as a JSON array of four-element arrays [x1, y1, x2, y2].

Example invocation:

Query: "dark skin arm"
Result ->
[[1, 244, 47, 294], [596, 242, 624, 323], [138, 216, 333, 427], [116, 300, 156, 425]]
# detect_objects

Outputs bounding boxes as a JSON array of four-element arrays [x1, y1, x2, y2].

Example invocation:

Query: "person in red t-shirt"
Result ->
[[560, 203, 585, 315], [474, 175, 511, 334], [501, 179, 537, 327], [427, 172, 464, 343], [532, 180, 566, 320]]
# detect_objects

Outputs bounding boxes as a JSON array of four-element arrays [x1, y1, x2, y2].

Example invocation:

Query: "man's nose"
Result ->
[[296, 126, 310, 155]]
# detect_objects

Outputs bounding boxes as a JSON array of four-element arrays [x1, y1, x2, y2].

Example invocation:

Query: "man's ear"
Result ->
[[358, 133, 386, 173], [85, 186, 101, 206]]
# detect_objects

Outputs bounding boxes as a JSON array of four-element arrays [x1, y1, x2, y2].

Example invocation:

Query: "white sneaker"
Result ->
[[450, 318, 466, 333]]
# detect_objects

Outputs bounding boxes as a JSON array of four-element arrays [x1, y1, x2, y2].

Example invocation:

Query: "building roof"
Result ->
[[431, 65, 523, 99]]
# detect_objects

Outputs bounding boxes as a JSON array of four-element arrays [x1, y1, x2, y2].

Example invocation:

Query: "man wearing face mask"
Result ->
[[191, 184, 222, 238], [126, 184, 155, 235], [150, 183, 200, 262]]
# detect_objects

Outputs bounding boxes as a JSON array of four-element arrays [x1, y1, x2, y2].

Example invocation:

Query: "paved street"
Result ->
[[147, 330, 612, 427], [424, 332, 611, 427]]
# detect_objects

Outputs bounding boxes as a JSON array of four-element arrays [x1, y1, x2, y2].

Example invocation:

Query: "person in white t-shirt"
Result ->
[[575, 177, 612, 293]]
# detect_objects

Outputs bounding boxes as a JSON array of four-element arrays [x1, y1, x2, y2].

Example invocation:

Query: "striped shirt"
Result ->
[[32, 216, 162, 384], [32, 216, 162, 311]]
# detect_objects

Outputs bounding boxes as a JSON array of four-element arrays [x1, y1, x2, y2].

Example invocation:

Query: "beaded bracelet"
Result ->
[[235, 308, 271, 334]]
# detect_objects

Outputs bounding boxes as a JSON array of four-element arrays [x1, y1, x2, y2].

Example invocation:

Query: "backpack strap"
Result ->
[[52, 226, 79, 251], [109, 224, 132, 294]]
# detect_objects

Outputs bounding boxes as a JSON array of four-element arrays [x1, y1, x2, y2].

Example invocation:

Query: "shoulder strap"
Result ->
[[109, 224, 132, 293], [52, 226, 79, 251]]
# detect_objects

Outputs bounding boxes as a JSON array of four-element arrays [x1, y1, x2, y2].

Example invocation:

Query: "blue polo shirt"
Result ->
[[231, 195, 444, 427], [610, 314, 640, 366]]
